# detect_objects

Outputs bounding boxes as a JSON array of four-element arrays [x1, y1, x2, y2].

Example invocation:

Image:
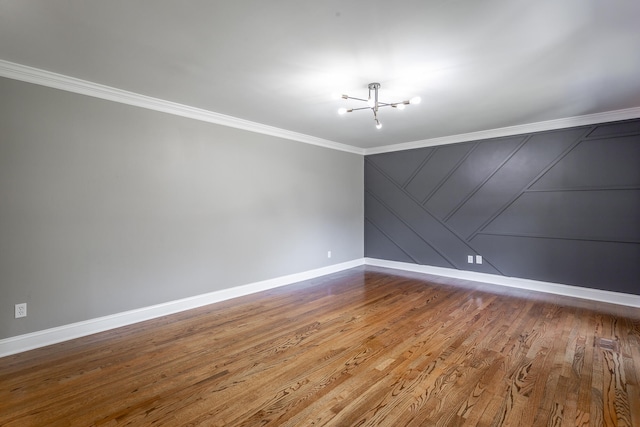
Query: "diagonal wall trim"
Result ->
[[365, 258, 640, 308], [402, 148, 437, 189], [365, 218, 420, 264], [0, 60, 364, 155], [421, 143, 479, 205], [442, 137, 529, 223], [0, 259, 365, 358], [467, 127, 591, 242], [365, 107, 640, 155], [366, 159, 498, 272], [365, 121, 640, 293]]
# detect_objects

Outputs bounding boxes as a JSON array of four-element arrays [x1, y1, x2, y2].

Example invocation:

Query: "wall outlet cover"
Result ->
[[15, 303, 27, 318]]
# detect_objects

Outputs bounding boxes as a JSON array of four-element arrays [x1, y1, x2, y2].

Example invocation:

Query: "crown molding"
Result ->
[[364, 106, 640, 155], [3, 59, 638, 157], [0, 60, 364, 155]]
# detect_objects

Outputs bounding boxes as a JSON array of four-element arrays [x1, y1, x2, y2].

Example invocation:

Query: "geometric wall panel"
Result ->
[[532, 135, 640, 190], [367, 147, 433, 187], [404, 142, 473, 202], [482, 190, 640, 242], [446, 128, 585, 239], [586, 119, 640, 138], [365, 193, 451, 267], [471, 234, 640, 292], [364, 220, 415, 265], [366, 163, 501, 275], [365, 118, 640, 295], [424, 136, 524, 221]]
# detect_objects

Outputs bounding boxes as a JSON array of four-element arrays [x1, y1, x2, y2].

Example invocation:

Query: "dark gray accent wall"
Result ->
[[365, 119, 640, 295]]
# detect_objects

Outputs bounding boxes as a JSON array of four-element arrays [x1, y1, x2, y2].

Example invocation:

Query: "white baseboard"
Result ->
[[3, 257, 637, 358], [0, 259, 365, 358], [365, 258, 640, 308]]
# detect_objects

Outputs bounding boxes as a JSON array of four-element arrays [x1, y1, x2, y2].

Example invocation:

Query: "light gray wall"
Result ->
[[0, 77, 364, 340]]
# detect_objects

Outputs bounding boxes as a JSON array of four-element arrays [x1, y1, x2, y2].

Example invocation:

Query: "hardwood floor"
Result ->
[[1, 266, 639, 426]]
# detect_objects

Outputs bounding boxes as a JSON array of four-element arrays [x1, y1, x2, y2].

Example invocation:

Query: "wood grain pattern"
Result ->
[[1, 266, 639, 426]]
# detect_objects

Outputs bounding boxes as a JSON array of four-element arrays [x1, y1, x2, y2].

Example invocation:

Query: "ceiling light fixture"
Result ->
[[337, 82, 421, 130]]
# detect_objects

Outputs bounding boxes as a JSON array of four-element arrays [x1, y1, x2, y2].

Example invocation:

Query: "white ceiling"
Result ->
[[1, 0, 640, 150]]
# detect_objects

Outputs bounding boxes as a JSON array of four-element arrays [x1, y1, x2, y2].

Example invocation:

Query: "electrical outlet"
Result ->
[[476, 255, 483, 264], [327, 250, 332, 259], [15, 303, 27, 318], [467, 255, 474, 263]]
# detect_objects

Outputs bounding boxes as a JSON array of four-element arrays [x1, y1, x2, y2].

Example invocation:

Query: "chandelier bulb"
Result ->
[[338, 107, 348, 115], [410, 96, 422, 105], [375, 120, 382, 130]]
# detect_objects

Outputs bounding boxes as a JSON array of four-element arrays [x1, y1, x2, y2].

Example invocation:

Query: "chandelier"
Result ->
[[337, 82, 421, 129]]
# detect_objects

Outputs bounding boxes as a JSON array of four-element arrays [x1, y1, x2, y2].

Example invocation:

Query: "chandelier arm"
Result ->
[[344, 96, 369, 103], [373, 85, 379, 113], [342, 98, 397, 108], [346, 99, 396, 108]]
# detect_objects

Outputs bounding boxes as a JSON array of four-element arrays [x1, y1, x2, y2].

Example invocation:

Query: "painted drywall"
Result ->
[[365, 119, 640, 295], [0, 77, 363, 340]]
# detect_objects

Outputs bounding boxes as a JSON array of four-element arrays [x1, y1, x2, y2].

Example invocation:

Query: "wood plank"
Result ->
[[1, 266, 639, 426]]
